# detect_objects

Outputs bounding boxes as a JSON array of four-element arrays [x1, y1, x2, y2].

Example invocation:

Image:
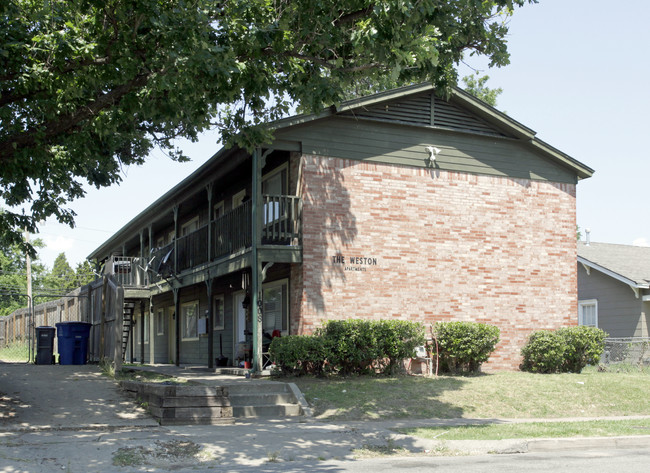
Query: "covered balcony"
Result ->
[[105, 195, 302, 288]]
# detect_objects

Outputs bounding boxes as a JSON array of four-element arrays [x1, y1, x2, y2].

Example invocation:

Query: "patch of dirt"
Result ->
[[0, 391, 23, 423], [112, 440, 217, 468]]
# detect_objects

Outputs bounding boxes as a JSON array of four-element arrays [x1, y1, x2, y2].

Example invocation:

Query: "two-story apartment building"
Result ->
[[89, 83, 593, 371]]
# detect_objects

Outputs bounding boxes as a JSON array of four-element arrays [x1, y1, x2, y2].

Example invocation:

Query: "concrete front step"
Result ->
[[233, 404, 303, 418], [228, 382, 304, 418], [230, 392, 295, 405]]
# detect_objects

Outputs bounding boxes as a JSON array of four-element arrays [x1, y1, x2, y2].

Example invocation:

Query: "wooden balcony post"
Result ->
[[251, 148, 262, 374], [206, 279, 213, 369], [173, 205, 179, 275], [206, 183, 213, 262], [173, 287, 180, 366]]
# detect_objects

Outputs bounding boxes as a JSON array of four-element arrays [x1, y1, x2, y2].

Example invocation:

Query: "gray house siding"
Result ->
[[577, 263, 647, 337]]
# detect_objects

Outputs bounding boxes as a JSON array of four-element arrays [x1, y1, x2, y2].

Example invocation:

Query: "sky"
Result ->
[[34, 0, 650, 269]]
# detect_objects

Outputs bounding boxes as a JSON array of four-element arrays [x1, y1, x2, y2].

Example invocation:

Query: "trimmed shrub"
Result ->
[[520, 326, 608, 374], [270, 319, 426, 377], [433, 321, 500, 374], [317, 320, 380, 375], [268, 335, 328, 376], [520, 330, 565, 373], [374, 320, 426, 375], [559, 326, 607, 373]]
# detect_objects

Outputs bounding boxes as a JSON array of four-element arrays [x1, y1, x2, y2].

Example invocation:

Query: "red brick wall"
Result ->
[[291, 155, 577, 370]]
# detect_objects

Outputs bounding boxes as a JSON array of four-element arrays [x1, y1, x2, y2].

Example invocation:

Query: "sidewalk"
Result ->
[[1, 362, 650, 471]]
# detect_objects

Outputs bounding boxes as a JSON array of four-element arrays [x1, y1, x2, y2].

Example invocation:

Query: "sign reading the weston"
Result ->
[[331, 255, 378, 272]]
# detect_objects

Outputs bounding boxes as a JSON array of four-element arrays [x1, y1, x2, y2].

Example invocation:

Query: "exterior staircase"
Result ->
[[121, 301, 135, 361], [228, 382, 305, 418]]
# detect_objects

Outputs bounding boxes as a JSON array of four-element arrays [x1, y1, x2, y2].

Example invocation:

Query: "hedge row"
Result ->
[[269, 319, 501, 376], [269, 319, 425, 376], [520, 326, 607, 373]]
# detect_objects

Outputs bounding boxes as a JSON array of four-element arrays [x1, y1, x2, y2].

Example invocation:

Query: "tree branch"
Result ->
[[0, 73, 152, 162]]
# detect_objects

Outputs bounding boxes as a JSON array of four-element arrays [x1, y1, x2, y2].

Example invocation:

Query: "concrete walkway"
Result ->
[[1, 362, 650, 472]]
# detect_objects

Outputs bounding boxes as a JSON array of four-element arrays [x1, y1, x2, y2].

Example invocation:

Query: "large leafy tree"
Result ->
[[1, 0, 535, 254]]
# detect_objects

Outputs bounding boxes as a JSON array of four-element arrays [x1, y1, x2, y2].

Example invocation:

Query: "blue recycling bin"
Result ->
[[56, 322, 92, 365]]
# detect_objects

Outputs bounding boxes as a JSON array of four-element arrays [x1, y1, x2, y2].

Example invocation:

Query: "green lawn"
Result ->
[[290, 368, 650, 421]]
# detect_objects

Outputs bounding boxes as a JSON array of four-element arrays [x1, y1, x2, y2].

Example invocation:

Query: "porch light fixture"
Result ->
[[242, 293, 250, 309], [426, 146, 440, 164]]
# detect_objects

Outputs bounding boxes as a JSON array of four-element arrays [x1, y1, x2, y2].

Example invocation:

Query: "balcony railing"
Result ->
[[214, 199, 252, 259], [107, 256, 149, 287], [115, 195, 302, 286]]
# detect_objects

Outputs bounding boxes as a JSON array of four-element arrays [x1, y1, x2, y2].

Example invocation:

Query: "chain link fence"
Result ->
[[601, 338, 650, 367], [0, 315, 34, 363]]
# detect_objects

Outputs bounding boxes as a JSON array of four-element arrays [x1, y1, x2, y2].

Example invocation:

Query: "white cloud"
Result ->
[[632, 237, 650, 247], [43, 235, 75, 252]]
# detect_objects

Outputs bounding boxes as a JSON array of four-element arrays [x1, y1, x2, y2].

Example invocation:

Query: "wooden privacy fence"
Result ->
[[0, 276, 123, 366]]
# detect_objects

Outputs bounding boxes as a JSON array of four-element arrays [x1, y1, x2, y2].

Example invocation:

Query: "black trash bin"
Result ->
[[35, 326, 56, 365], [56, 322, 92, 365]]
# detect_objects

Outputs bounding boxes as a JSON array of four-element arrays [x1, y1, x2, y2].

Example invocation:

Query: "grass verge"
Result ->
[[400, 418, 650, 441], [290, 367, 650, 421]]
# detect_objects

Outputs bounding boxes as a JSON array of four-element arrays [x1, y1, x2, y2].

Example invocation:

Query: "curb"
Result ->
[[388, 433, 650, 455]]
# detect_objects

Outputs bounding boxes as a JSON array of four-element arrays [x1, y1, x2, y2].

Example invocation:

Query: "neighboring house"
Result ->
[[577, 241, 650, 338], [88, 83, 593, 370]]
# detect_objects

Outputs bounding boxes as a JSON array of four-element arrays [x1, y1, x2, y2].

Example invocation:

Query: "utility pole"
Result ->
[[25, 229, 33, 361]]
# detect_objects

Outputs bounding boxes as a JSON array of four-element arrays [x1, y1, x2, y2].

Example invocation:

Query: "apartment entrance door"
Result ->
[[233, 291, 248, 363]]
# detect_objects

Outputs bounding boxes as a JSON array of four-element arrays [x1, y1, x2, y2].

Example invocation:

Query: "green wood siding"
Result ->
[[340, 92, 508, 137], [275, 117, 576, 183]]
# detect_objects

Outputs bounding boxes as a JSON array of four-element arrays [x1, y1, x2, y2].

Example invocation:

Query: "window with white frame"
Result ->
[[181, 216, 199, 236], [262, 279, 288, 333], [156, 308, 165, 336], [262, 164, 287, 224], [578, 299, 598, 327], [214, 201, 224, 220], [213, 295, 225, 331], [232, 189, 246, 208], [181, 300, 199, 340]]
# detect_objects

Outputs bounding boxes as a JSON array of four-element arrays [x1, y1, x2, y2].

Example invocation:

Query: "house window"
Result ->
[[181, 300, 199, 340], [232, 189, 247, 208], [214, 201, 224, 220], [578, 299, 598, 327], [262, 164, 288, 224], [156, 308, 165, 336], [181, 216, 199, 236], [262, 279, 288, 333], [262, 164, 287, 195], [213, 295, 225, 331]]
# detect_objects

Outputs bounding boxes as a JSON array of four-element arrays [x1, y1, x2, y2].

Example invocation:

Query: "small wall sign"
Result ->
[[331, 255, 378, 272]]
